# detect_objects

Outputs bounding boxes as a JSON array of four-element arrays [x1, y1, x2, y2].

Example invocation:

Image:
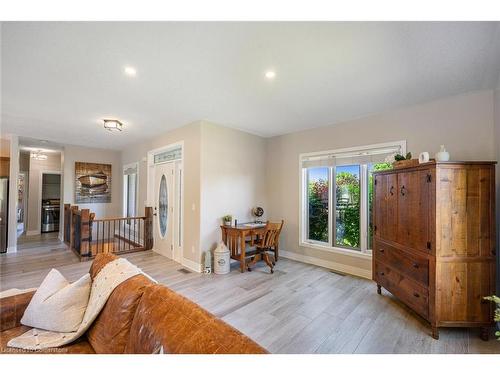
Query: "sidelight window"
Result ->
[[123, 163, 138, 220], [300, 141, 404, 254]]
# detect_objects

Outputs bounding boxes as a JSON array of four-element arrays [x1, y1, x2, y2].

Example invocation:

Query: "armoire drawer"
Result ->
[[374, 240, 429, 286], [374, 261, 429, 320]]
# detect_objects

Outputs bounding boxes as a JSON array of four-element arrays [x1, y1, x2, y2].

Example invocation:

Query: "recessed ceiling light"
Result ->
[[265, 71, 276, 79], [124, 66, 137, 77]]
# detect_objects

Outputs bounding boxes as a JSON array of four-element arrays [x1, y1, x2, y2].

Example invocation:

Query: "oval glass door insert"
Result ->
[[158, 174, 168, 238]]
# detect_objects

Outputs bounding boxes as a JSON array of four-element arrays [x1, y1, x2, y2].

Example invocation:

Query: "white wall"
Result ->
[[266, 90, 496, 277], [122, 91, 497, 275], [26, 152, 61, 234], [200, 121, 267, 254], [62, 145, 122, 219], [121, 122, 202, 265], [122, 120, 267, 269]]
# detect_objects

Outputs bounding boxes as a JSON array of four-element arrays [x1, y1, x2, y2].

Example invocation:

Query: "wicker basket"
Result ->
[[392, 159, 420, 169]]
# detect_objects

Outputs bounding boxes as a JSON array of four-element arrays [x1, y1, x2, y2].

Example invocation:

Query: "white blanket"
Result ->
[[0, 288, 37, 299], [8, 258, 146, 350]]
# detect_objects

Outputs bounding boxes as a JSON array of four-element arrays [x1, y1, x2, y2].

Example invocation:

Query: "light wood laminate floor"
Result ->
[[1, 234, 499, 354]]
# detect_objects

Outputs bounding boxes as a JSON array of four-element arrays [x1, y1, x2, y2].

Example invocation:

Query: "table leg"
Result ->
[[222, 228, 227, 244], [240, 233, 246, 273]]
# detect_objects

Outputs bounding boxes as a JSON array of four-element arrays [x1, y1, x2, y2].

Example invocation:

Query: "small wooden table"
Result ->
[[220, 223, 270, 273]]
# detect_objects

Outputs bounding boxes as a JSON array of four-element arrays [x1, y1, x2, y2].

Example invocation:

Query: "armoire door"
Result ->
[[374, 173, 398, 242], [397, 169, 431, 252]]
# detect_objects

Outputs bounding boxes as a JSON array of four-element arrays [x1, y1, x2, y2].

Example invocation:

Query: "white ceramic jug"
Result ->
[[435, 145, 450, 162]]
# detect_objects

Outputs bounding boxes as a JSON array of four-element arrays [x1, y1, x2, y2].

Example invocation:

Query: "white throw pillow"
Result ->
[[21, 269, 91, 332]]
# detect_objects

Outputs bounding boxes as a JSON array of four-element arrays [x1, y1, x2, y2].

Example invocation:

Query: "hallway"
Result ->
[[17, 232, 61, 252]]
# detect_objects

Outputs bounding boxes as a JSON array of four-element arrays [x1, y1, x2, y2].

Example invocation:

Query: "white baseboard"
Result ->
[[7, 245, 17, 253], [26, 230, 40, 236], [181, 257, 202, 273], [280, 250, 372, 279]]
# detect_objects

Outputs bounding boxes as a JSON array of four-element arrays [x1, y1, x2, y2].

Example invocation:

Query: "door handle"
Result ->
[[389, 186, 395, 196], [400, 185, 407, 196]]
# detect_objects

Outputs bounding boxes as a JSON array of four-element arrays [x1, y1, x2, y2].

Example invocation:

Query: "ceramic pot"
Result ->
[[418, 152, 430, 164], [435, 145, 450, 162]]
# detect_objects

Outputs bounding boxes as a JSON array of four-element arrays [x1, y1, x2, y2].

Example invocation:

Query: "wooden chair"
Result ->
[[247, 220, 284, 274]]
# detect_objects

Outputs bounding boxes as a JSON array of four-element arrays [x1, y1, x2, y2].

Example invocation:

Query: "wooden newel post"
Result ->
[[80, 209, 91, 258], [144, 207, 153, 250], [63, 204, 71, 244], [70, 206, 79, 250]]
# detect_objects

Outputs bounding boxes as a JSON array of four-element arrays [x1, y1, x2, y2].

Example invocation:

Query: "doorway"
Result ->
[[41, 173, 61, 233], [17, 172, 27, 237], [147, 142, 183, 263]]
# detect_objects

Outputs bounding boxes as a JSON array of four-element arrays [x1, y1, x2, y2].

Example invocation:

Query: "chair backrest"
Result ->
[[222, 227, 242, 257], [260, 220, 284, 248]]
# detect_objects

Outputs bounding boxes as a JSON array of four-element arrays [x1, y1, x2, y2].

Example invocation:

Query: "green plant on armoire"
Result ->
[[484, 295, 500, 340]]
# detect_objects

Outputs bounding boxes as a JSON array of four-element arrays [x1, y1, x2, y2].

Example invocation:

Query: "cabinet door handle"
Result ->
[[380, 272, 385, 276], [412, 263, 419, 268], [400, 185, 407, 196], [379, 248, 385, 254], [389, 186, 395, 196], [413, 292, 420, 298]]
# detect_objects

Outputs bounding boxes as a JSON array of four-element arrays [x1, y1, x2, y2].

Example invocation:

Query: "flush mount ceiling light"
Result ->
[[30, 150, 48, 161], [124, 66, 137, 77], [265, 70, 276, 80], [103, 119, 123, 132]]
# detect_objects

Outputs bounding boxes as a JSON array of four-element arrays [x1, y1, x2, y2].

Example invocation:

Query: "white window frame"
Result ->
[[123, 162, 139, 219], [299, 140, 406, 259]]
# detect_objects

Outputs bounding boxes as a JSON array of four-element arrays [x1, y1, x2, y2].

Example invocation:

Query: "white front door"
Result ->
[[153, 162, 174, 258]]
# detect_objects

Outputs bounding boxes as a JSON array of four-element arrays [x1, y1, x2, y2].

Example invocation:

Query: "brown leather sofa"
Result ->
[[0, 253, 267, 354]]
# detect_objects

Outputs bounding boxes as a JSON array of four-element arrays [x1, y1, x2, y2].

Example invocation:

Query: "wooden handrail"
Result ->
[[63, 205, 153, 260], [92, 215, 147, 222]]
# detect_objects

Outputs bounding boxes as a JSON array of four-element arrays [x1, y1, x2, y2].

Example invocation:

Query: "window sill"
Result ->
[[299, 241, 372, 260]]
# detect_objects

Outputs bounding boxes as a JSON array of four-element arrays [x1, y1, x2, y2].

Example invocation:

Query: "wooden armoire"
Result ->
[[372, 161, 496, 340]]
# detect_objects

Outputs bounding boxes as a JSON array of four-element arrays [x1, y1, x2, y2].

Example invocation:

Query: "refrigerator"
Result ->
[[0, 177, 8, 253]]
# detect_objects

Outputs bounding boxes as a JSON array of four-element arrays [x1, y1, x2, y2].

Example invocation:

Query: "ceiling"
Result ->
[[2, 22, 500, 150], [18, 136, 63, 153]]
